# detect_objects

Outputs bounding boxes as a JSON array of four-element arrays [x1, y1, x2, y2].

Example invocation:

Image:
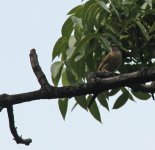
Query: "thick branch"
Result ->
[[0, 68, 155, 107], [0, 50, 155, 107], [7, 105, 32, 145]]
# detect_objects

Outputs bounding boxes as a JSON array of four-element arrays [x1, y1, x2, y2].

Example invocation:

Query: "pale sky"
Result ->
[[0, 0, 155, 150]]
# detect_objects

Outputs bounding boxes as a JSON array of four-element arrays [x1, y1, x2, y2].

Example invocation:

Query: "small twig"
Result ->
[[7, 105, 32, 145], [30, 49, 52, 91]]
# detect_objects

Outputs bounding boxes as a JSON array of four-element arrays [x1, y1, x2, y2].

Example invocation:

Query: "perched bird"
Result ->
[[97, 45, 122, 72], [88, 44, 122, 108]]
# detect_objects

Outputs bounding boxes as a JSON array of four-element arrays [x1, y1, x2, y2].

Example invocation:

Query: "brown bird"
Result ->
[[97, 45, 122, 72], [88, 45, 122, 108]]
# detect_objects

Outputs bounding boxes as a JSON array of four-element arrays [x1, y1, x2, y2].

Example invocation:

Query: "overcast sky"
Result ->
[[0, 0, 155, 150]]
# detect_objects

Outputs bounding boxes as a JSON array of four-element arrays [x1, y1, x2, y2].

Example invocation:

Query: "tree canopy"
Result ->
[[51, 0, 155, 122]]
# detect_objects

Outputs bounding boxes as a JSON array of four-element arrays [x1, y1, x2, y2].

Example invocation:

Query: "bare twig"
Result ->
[[7, 105, 32, 145], [30, 49, 52, 91]]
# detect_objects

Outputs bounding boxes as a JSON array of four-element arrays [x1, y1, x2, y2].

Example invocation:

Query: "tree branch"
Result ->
[[7, 105, 32, 145], [29, 49, 52, 91], [1, 49, 155, 145], [0, 50, 155, 107]]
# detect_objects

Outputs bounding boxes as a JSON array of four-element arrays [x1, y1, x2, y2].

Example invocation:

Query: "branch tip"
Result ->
[[7, 105, 32, 145], [30, 48, 36, 54]]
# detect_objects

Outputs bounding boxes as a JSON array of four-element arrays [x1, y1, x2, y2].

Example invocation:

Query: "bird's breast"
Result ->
[[104, 52, 122, 72]]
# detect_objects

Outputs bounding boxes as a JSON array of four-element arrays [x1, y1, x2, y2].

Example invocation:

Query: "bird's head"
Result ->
[[111, 44, 120, 52]]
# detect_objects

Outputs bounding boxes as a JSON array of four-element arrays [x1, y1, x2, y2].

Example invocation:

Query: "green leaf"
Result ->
[[82, 0, 96, 27], [62, 68, 69, 86], [99, 36, 111, 51], [119, 18, 133, 35], [97, 93, 109, 111], [71, 16, 83, 28], [135, 20, 149, 40], [75, 96, 87, 110], [113, 92, 129, 109], [71, 102, 78, 112], [107, 24, 120, 36], [96, 0, 110, 13], [85, 53, 95, 71], [87, 95, 102, 122], [149, 22, 155, 33], [67, 5, 83, 15], [52, 37, 68, 61], [109, 88, 120, 96], [70, 33, 99, 59], [58, 98, 68, 120], [66, 68, 76, 84], [68, 36, 77, 48], [66, 47, 75, 58], [51, 61, 63, 86], [51, 61, 63, 78], [74, 52, 85, 62], [61, 16, 74, 39], [132, 91, 151, 100], [87, 4, 101, 29], [121, 87, 135, 101], [128, 92, 135, 101], [145, 0, 152, 8], [74, 24, 83, 41], [110, 3, 121, 22], [62, 67, 76, 85], [103, 33, 126, 51], [73, 60, 85, 78]]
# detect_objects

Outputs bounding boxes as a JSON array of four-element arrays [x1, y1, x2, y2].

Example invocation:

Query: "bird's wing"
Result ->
[[97, 53, 112, 71]]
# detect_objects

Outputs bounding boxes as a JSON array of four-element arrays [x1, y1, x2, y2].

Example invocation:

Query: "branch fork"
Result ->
[[1, 49, 155, 145]]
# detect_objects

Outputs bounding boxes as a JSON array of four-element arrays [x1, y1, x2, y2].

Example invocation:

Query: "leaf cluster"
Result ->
[[51, 0, 155, 121]]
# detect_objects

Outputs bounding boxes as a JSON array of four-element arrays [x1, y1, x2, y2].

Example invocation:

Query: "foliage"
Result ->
[[51, 0, 155, 121]]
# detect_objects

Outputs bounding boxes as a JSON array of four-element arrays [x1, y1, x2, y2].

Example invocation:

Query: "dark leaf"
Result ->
[[87, 95, 102, 122], [113, 92, 129, 109], [70, 33, 100, 59], [97, 93, 109, 111], [58, 98, 68, 120], [121, 87, 135, 101], [135, 20, 149, 40], [96, 0, 110, 13], [132, 91, 151, 100], [52, 37, 68, 61], [62, 17, 74, 39], [62, 68, 76, 86], [99, 36, 111, 51], [82, 0, 96, 27], [74, 96, 87, 110], [109, 88, 120, 96], [67, 5, 83, 15]]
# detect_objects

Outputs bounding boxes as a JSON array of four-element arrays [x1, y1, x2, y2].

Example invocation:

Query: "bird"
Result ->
[[88, 44, 122, 108], [97, 44, 122, 72]]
